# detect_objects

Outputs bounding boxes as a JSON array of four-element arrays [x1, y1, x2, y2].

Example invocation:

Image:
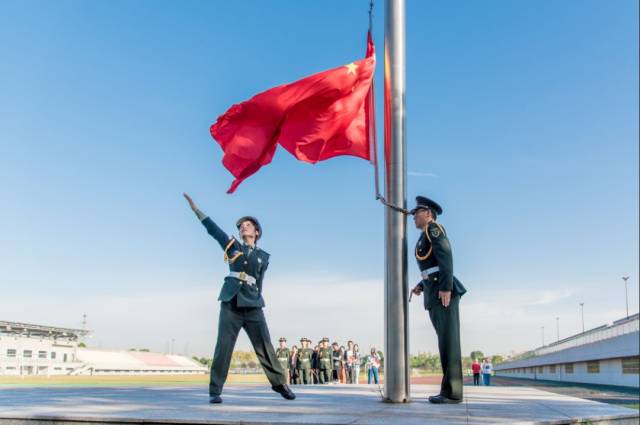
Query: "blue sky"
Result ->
[[1, 0, 638, 358]]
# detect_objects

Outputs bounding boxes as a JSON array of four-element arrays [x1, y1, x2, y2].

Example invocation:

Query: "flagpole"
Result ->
[[383, 0, 409, 403]]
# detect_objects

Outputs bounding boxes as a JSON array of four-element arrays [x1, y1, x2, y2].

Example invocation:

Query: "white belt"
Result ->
[[228, 271, 257, 285], [421, 267, 440, 279]]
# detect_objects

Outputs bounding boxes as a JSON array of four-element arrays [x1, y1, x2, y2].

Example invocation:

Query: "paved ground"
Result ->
[[409, 375, 640, 410], [0, 384, 638, 425]]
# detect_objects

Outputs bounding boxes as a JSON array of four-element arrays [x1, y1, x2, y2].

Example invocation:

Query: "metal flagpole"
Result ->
[[383, 0, 409, 403]]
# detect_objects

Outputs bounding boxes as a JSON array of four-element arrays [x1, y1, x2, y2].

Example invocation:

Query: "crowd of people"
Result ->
[[275, 337, 383, 385]]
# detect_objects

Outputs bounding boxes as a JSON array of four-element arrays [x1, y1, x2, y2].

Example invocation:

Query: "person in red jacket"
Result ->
[[472, 358, 481, 386]]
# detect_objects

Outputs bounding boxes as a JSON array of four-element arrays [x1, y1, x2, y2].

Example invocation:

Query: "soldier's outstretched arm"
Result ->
[[183, 192, 230, 248]]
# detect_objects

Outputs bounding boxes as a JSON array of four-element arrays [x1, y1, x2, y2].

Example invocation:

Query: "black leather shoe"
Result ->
[[428, 394, 462, 404], [209, 395, 223, 404], [272, 384, 296, 400]]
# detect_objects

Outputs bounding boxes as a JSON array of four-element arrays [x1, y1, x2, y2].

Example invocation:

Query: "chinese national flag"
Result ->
[[210, 32, 376, 193]]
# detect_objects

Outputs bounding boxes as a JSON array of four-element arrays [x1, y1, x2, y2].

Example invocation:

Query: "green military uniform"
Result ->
[[276, 338, 290, 384], [197, 214, 287, 397], [297, 338, 314, 385], [318, 337, 332, 384], [412, 196, 467, 402]]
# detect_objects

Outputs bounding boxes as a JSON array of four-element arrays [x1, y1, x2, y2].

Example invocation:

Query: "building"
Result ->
[[495, 314, 639, 388], [0, 320, 206, 376], [0, 320, 87, 376]]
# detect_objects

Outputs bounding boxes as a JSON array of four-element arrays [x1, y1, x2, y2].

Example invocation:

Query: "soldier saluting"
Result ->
[[183, 193, 295, 404], [410, 196, 467, 404]]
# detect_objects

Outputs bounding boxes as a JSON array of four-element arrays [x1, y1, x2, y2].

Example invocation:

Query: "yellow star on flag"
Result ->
[[345, 62, 358, 75]]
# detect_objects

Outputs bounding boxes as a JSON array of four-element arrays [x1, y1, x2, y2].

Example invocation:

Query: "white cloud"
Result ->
[[408, 171, 438, 178], [1, 277, 632, 359]]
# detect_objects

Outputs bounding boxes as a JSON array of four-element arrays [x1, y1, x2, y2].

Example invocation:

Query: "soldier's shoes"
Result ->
[[428, 394, 462, 404], [209, 395, 223, 404], [272, 384, 296, 400]]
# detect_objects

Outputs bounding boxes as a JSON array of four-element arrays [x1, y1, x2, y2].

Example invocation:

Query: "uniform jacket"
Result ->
[[297, 348, 314, 370], [201, 217, 270, 308], [415, 222, 467, 310]]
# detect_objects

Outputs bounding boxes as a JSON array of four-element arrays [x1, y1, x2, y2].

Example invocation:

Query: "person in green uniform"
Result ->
[[183, 193, 295, 404], [318, 337, 333, 384], [276, 338, 291, 385], [410, 196, 467, 404], [297, 337, 313, 384]]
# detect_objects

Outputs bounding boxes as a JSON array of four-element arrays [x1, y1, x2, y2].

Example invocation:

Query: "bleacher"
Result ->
[[75, 349, 207, 375]]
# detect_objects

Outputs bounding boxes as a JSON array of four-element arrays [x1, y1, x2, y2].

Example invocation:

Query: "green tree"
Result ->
[[470, 351, 484, 360], [78, 342, 87, 348]]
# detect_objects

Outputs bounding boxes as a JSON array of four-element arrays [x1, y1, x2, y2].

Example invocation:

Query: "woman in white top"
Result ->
[[482, 358, 493, 386], [353, 344, 362, 384]]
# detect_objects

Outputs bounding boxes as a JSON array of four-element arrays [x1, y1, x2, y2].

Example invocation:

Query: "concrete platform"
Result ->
[[0, 384, 637, 425]]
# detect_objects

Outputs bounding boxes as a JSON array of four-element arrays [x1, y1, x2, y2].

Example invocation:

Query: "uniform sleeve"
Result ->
[[429, 223, 454, 291], [256, 261, 269, 292], [200, 217, 232, 249]]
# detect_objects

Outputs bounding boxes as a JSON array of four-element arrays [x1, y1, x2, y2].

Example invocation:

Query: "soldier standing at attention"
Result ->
[[276, 338, 291, 385], [318, 337, 332, 384], [297, 338, 314, 384], [183, 193, 295, 404], [410, 196, 467, 404]]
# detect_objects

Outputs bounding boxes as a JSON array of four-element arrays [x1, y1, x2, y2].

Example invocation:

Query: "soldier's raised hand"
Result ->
[[183, 192, 198, 211]]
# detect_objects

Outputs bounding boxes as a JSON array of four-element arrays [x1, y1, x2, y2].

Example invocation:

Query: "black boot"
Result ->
[[209, 395, 223, 404], [272, 384, 296, 400], [428, 394, 462, 404]]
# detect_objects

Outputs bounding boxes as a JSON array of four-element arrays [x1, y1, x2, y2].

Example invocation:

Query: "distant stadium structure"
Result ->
[[0, 320, 207, 376], [495, 314, 639, 388]]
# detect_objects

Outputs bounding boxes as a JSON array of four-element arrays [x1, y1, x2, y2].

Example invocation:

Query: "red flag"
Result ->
[[210, 33, 376, 193]]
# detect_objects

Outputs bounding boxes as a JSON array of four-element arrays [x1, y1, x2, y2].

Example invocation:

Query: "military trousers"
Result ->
[[297, 368, 311, 384], [428, 293, 463, 400], [209, 300, 286, 396], [319, 368, 331, 384]]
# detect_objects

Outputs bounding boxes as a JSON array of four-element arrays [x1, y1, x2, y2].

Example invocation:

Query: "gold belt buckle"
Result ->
[[238, 272, 247, 281]]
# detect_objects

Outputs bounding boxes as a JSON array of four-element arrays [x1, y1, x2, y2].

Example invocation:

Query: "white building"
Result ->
[[495, 314, 639, 388], [0, 320, 206, 376], [0, 320, 87, 376]]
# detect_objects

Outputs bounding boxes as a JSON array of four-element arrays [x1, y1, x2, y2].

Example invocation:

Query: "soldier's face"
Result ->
[[239, 221, 259, 239], [413, 209, 430, 228], [279, 341, 286, 348]]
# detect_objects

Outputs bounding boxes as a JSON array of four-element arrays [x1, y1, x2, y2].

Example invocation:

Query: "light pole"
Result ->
[[622, 276, 630, 318], [579, 303, 585, 333], [556, 317, 560, 342]]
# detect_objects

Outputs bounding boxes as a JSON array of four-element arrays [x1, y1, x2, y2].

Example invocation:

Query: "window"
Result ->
[[587, 360, 600, 373], [51, 352, 56, 360], [537, 366, 543, 373], [7, 349, 16, 358], [23, 350, 32, 358], [529, 367, 535, 373], [549, 365, 556, 373], [565, 363, 574, 374], [63, 353, 68, 362], [38, 351, 47, 359], [622, 357, 639, 374]]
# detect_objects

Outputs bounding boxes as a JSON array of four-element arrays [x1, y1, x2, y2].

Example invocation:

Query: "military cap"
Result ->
[[322, 337, 329, 342], [278, 337, 287, 342], [236, 216, 262, 240], [300, 337, 307, 342], [410, 196, 443, 216]]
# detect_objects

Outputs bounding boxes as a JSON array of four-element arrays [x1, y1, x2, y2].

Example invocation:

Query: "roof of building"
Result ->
[[0, 320, 89, 339]]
